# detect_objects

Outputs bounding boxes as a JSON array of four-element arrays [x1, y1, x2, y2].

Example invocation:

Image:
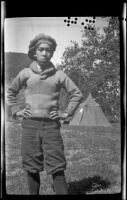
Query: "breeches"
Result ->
[[21, 118, 66, 175]]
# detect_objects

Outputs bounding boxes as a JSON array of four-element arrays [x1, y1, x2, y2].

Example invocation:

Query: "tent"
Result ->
[[70, 93, 111, 127]]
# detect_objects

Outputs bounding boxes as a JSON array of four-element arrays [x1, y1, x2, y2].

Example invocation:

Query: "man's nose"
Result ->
[[42, 50, 46, 55]]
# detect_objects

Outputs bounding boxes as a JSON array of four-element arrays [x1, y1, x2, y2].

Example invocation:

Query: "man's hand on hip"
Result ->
[[49, 110, 69, 120], [16, 106, 31, 119]]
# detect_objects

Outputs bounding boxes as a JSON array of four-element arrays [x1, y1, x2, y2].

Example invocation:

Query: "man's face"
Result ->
[[35, 43, 54, 65]]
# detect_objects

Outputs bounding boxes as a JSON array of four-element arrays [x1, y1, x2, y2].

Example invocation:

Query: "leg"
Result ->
[[42, 120, 68, 194], [27, 171, 40, 195], [21, 119, 44, 195], [52, 170, 68, 195]]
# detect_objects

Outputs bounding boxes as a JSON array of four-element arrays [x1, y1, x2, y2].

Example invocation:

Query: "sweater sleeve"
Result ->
[[59, 71, 83, 116], [6, 68, 29, 117]]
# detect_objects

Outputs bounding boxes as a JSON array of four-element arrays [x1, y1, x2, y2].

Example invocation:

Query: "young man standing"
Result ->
[[7, 33, 83, 195]]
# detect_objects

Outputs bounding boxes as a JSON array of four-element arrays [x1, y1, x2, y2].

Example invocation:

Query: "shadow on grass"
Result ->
[[68, 175, 110, 194]]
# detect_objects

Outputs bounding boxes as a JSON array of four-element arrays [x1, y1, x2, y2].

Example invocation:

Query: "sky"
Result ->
[[4, 17, 109, 65]]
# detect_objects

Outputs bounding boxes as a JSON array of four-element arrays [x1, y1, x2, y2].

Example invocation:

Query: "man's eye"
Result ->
[[37, 48, 51, 52], [37, 48, 44, 51], [45, 49, 52, 52]]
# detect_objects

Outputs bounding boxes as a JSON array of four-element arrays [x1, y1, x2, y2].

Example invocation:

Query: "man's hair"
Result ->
[[28, 33, 57, 60]]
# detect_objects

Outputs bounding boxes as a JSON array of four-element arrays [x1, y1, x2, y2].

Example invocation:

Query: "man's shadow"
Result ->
[[68, 175, 110, 194]]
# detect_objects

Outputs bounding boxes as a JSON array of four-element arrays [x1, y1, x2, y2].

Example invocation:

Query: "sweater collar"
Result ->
[[30, 61, 56, 80]]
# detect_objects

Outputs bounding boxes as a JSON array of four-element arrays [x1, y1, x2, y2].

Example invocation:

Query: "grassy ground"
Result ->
[[5, 121, 121, 195]]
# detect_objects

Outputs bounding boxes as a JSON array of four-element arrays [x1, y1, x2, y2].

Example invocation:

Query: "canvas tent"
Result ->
[[70, 93, 111, 127]]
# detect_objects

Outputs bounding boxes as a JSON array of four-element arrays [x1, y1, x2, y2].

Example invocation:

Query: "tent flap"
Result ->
[[70, 93, 111, 127]]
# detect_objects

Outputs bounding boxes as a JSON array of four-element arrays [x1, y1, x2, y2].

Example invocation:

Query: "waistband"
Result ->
[[21, 117, 61, 129], [28, 117, 59, 122]]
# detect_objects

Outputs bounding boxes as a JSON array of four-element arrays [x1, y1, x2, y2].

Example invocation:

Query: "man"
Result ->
[[7, 33, 83, 195]]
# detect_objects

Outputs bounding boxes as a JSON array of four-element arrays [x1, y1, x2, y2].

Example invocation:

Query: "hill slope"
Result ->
[[5, 52, 32, 82]]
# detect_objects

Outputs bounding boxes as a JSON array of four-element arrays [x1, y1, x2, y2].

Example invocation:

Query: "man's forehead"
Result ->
[[37, 43, 52, 49]]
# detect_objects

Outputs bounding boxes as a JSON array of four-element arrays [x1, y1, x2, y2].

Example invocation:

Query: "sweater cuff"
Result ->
[[10, 105, 21, 117], [64, 110, 72, 117]]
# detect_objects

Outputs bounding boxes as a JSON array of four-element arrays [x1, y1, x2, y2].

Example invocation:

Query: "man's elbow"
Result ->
[[75, 91, 83, 103], [79, 92, 83, 102]]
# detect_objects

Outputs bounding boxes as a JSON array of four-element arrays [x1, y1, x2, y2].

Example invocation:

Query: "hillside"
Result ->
[[5, 52, 32, 83]]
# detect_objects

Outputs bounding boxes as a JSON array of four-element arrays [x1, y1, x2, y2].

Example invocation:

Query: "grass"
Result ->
[[5, 121, 121, 195]]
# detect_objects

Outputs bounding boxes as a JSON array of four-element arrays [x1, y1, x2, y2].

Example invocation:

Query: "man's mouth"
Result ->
[[41, 57, 47, 60]]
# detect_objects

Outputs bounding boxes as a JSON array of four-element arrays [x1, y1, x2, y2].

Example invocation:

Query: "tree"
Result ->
[[60, 17, 120, 121]]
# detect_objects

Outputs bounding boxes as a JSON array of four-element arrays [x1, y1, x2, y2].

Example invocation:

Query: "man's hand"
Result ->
[[16, 106, 31, 119], [49, 110, 69, 120]]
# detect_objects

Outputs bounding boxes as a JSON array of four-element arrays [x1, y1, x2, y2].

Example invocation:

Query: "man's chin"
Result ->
[[37, 60, 50, 67]]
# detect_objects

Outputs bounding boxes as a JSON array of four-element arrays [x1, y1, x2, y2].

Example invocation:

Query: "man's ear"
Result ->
[[50, 51, 54, 58], [34, 55, 37, 60]]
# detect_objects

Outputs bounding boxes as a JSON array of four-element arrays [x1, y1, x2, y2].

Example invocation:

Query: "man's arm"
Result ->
[[49, 71, 83, 121], [62, 73, 83, 117], [6, 68, 29, 117]]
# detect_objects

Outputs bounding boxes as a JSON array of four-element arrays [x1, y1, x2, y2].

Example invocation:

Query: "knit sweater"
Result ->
[[7, 61, 83, 119]]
